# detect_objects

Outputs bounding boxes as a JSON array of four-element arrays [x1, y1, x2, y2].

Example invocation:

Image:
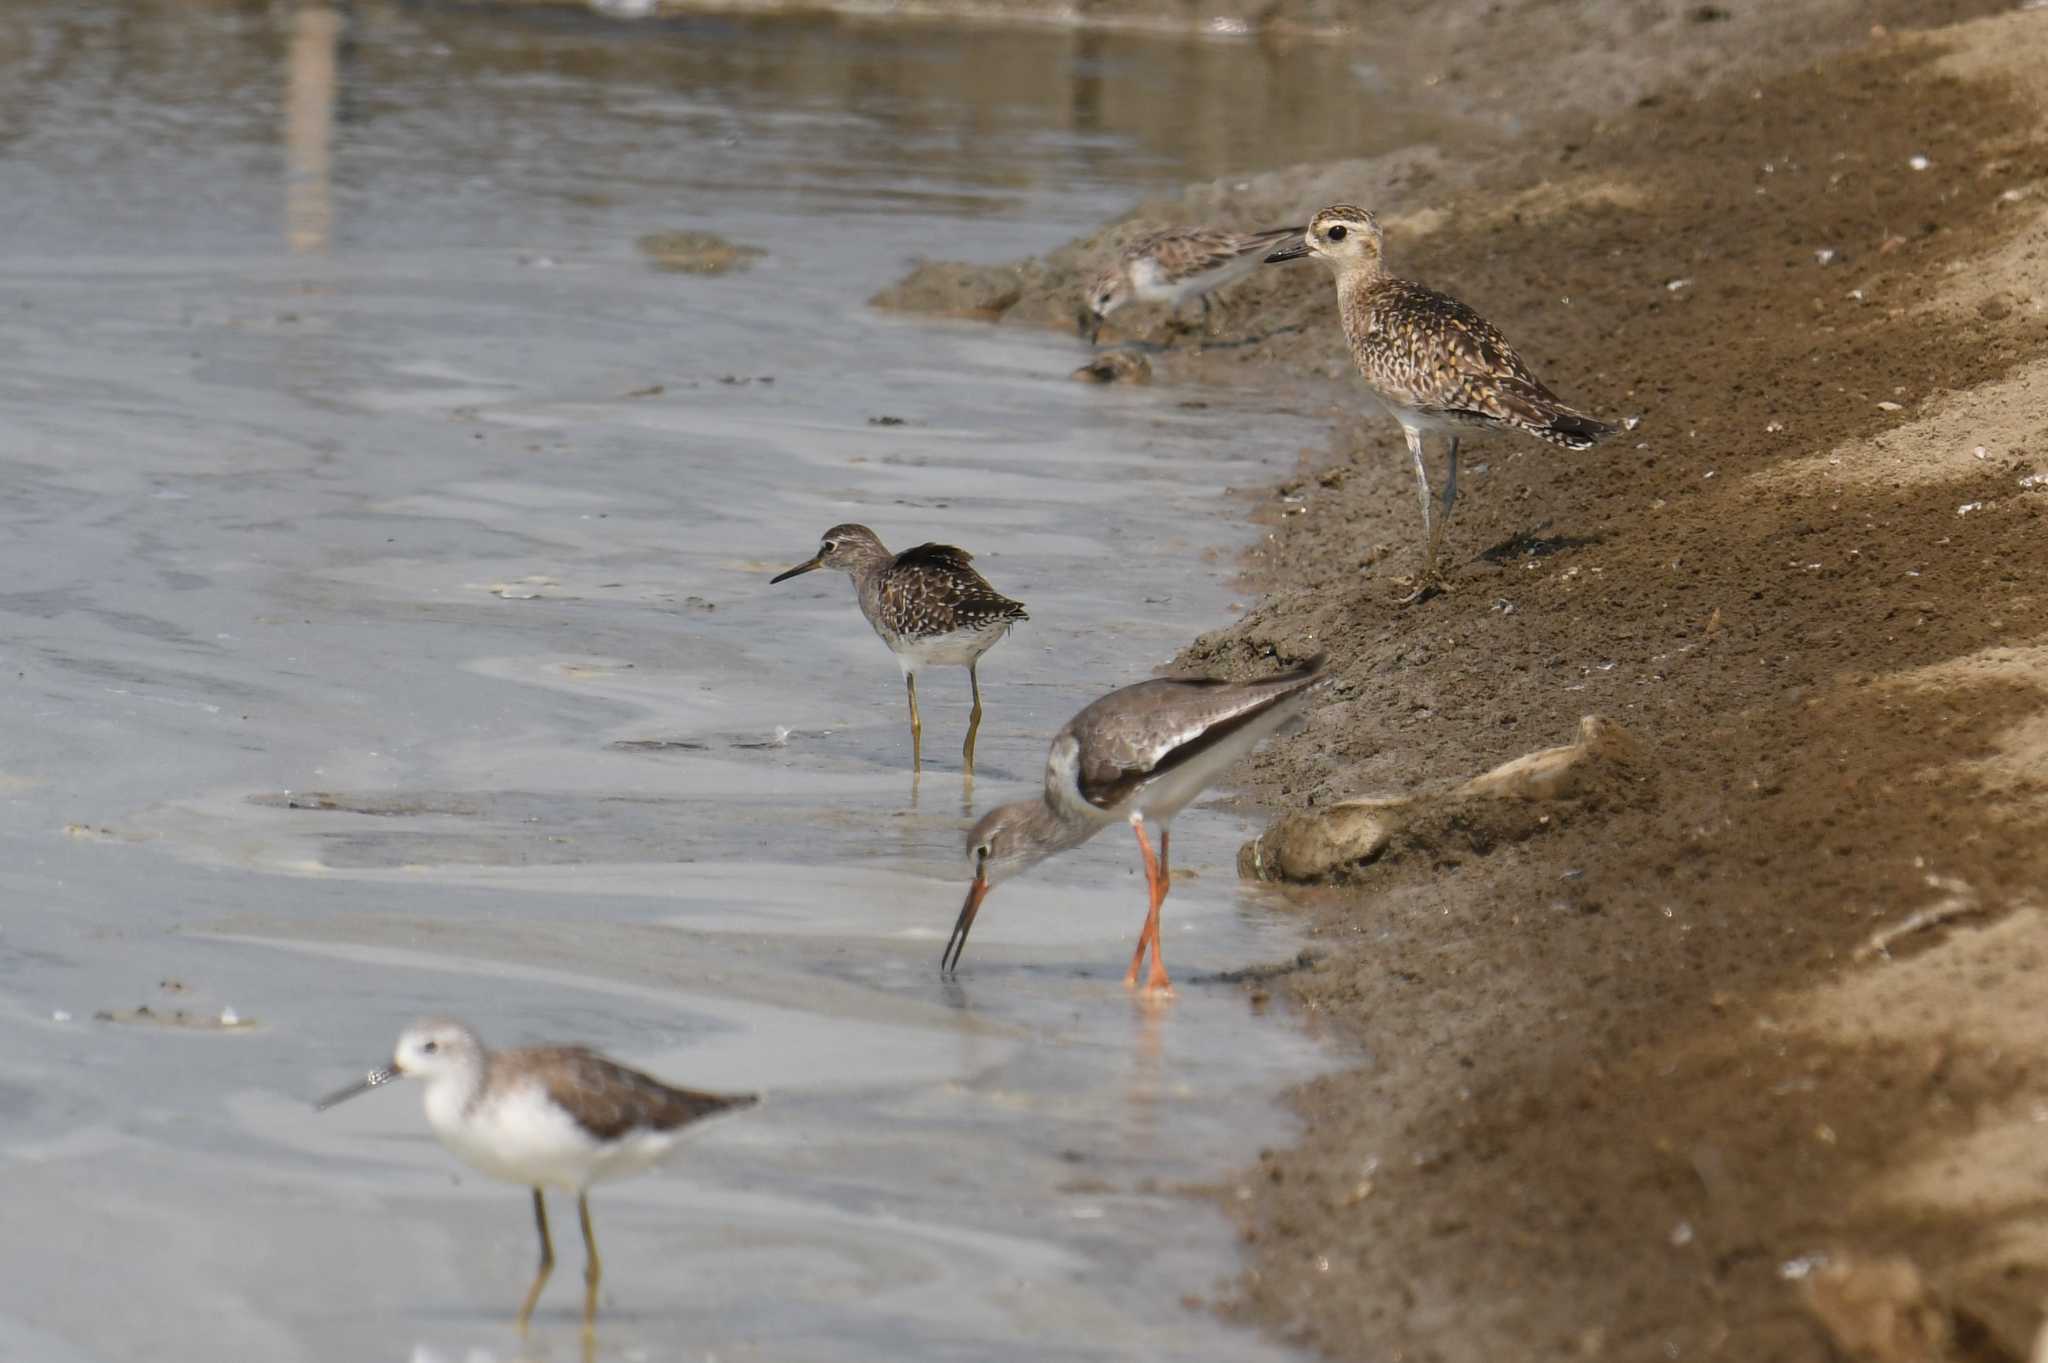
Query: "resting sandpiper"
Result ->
[[1267, 205, 1614, 599], [772, 524, 1027, 776], [944, 656, 1325, 993], [317, 1018, 756, 1339], [1083, 224, 1303, 344]]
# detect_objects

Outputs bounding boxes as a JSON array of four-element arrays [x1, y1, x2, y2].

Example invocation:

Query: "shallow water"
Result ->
[[0, 5, 1389, 1360]]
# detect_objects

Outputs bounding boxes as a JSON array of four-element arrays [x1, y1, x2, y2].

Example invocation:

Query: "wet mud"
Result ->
[[1211, 21, 2048, 1363], [883, 5, 2048, 1359]]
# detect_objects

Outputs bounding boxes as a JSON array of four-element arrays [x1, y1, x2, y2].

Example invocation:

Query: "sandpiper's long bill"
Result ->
[[317, 1018, 756, 1339], [1083, 224, 1304, 345], [772, 524, 1026, 776], [1267, 205, 1614, 600], [944, 656, 1327, 993]]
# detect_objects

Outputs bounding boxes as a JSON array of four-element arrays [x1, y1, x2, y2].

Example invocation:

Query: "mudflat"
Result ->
[[882, 4, 2048, 1358]]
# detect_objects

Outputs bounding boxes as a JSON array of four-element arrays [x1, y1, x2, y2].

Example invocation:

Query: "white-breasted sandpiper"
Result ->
[[316, 1018, 755, 1340]]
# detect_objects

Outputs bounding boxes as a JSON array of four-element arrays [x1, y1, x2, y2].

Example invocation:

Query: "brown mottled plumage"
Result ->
[[315, 1018, 755, 1338], [944, 657, 1327, 993], [771, 524, 1027, 775], [487, 1045, 755, 1141], [1267, 204, 1614, 597], [1082, 223, 1304, 342]]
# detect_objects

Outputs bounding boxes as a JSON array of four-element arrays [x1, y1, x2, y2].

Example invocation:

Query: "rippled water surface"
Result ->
[[0, 5, 1400, 1360]]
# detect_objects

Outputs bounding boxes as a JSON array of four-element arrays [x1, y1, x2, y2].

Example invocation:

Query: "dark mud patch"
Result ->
[[248, 791, 484, 817]]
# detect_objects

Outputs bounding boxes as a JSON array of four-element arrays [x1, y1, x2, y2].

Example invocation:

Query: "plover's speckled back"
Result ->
[[317, 1018, 755, 1339], [1082, 223, 1303, 344], [1268, 205, 1614, 599], [945, 656, 1326, 994], [772, 523, 1026, 776]]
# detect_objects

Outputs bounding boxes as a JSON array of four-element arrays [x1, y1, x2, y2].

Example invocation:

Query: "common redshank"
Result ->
[[771, 523, 1027, 776], [944, 656, 1326, 993], [316, 1018, 756, 1339], [1266, 205, 1614, 600]]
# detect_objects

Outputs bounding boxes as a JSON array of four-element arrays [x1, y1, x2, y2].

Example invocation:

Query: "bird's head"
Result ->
[[942, 799, 1064, 974], [771, 523, 888, 582], [1265, 205, 1384, 275]]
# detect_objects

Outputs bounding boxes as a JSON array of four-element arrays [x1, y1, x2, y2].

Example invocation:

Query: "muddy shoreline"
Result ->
[[879, 3, 2048, 1359]]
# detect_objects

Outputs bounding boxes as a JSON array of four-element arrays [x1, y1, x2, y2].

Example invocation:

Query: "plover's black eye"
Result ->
[[421, 1040, 439, 1054], [821, 541, 836, 552], [1327, 224, 1348, 242]]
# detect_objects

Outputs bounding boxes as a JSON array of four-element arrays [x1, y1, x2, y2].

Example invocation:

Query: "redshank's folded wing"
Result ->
[[1068, 658, 1325, 811]]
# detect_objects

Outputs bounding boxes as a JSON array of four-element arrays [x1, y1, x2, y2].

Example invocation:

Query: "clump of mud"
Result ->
[[636, 229, 764, 275]]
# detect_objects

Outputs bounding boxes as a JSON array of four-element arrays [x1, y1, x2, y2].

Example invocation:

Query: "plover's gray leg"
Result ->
[[1403, 424, 1434, 542], [517, 1188, 555, 1333], [1420, 436, 1461, 586], [1395, 425, 1449, 603]]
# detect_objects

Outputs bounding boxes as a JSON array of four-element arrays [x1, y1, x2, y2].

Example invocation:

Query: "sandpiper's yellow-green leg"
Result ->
[[905, 673, 923, 771], [963, 660, 985, 777], [577, 1192, 601, 1338], [517, 1188, 554, 1333]]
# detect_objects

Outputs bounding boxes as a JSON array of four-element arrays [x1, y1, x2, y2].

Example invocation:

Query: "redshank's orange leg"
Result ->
[[1123, 821, 1161, 985], [1148, 829, 1173, 991], [1124, 821, 1172, 994]]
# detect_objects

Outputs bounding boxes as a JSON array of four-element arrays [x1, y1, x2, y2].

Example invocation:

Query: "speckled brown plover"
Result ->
[[1082, 223, 1304, 344], [772, 524, 1027, 777], [316, 1018, 756, 1339], [944, 656, 1326, 994], [1267, 205, 1614, 600]]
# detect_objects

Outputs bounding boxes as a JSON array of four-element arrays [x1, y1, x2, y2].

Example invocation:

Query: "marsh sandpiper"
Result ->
[[317, 1018, 755, 1339], [944, 656, 1325, 994], [1268, 205, 1614, 600], [772, 524, 1026, 776]]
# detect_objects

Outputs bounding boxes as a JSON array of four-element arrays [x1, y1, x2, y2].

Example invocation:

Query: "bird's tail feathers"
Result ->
[[1542, 408, 1616, 450]]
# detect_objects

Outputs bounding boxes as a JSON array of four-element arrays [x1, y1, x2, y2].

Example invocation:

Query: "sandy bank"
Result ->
[[879, 2, 2048, 1357]]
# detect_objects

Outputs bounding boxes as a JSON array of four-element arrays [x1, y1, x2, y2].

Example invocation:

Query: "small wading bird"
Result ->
[[316, 1018, 756, 1340], [1082, 223, 1305, 345], [1266, 205, 1614, 601], [945, 656, 1325, 994], [772, 524, 1026, 776]]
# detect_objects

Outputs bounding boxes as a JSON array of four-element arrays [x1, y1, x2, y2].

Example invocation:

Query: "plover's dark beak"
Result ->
[[315, 1063, 401, 1111], [1080, 309, 1103, 346], [770, 555, 824, 584], [1264, 240, 1312, 264], [941, 874, 991, 975]]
